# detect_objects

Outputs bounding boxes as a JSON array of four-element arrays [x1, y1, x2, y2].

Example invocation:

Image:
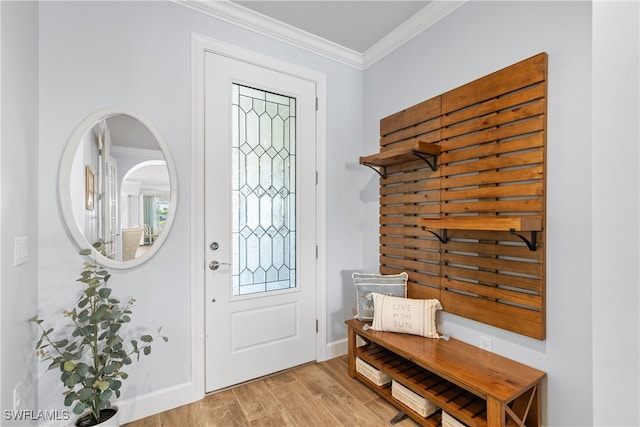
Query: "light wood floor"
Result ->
[[124, 355, 419, 426]]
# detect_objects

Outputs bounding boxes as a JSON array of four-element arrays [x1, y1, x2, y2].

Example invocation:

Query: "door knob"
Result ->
[[209, 260, 231, 270]]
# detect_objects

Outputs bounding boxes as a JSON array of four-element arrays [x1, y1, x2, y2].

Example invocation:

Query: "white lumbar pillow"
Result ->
[[371, 293, 442, 338]]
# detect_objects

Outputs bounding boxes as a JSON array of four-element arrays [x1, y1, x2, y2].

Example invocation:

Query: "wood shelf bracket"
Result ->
[[510, 229, 538, 251], [361, 161, 387, 178], [411, 149, 437, 171], [362, 150, 438, 179]]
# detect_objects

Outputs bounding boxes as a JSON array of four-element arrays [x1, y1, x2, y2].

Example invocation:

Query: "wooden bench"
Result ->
[[346, 319, 546, 427]]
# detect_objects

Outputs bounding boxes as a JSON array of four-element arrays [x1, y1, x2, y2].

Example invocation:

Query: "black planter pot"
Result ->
[[75, 408, 118, 427]]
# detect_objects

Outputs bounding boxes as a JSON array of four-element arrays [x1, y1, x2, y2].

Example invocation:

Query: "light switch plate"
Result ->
[[14, 236, 28, 266]]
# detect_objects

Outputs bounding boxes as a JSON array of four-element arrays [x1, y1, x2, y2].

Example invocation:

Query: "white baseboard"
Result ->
[[324, 338, 347, 360], [118, 382, 193, 425]]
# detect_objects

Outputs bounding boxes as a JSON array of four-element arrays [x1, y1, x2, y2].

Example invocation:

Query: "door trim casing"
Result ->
[[190, 33, 327, 400]]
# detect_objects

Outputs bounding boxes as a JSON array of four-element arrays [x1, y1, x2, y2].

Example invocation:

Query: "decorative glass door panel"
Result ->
[[232, 84, 296, 296]]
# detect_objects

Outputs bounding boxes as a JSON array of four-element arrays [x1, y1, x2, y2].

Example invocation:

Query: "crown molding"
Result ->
[[175, 0, 363, 69], [363, 1, 466, 69], [174, 0, 466, 70]]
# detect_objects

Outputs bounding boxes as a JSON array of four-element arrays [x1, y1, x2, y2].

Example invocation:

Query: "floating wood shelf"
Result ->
[[418, 216, 542, 232], [360, 140, 440, 178], [419, 216, 542, 251]]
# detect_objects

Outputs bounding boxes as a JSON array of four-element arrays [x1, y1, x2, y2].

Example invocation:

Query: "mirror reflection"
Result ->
[[120, 160, 170, 259], [60, 109, 177, 268]]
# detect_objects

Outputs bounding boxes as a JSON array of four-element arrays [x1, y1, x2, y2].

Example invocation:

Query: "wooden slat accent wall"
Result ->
[[377, 53, 547, 340]]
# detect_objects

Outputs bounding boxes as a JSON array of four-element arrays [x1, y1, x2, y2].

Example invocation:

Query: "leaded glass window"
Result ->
[[231, 84, 296, 296]]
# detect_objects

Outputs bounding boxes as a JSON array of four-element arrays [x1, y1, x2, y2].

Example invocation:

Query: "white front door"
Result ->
[[204, 52, 317, 392]]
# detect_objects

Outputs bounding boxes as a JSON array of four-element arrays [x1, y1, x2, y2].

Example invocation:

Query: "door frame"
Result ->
[[190, 34, 327, 400]]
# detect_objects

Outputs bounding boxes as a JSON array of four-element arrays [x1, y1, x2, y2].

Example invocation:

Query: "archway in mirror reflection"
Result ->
[[120, 160, 170, 260], [69, 114, 171, 262]]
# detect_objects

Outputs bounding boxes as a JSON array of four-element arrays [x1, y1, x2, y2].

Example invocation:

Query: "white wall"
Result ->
[[1, 1, 40, 424], [37, 0, 363, 423], [592, 1, 640, 425], [363, 1, 595, 425]]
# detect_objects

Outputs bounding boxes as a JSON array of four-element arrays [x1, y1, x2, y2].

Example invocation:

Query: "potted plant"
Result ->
[[32, 245, 167, 426]]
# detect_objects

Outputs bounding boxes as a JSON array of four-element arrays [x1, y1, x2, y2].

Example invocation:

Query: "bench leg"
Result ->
[[347, 325, 356, 378], [487, 396, 506, 427]]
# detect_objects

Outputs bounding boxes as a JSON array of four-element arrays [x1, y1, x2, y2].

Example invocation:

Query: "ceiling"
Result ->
[[233, 1, 431, 53], [177, 0, 465, 69], [107, 115, 160, 151]]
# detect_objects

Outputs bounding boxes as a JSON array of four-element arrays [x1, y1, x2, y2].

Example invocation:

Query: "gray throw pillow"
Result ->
[[352, 272, 408, 321]]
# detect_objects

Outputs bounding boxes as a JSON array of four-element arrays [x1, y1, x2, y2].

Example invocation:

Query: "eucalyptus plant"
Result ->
[[32, 245, 167, 425]]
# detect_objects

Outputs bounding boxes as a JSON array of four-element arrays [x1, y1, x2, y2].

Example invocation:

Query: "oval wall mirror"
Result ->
[[59, 107, 177, 269]]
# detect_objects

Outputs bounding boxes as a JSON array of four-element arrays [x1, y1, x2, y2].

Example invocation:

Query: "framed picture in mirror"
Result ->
[[85, 165, 95, 211]]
